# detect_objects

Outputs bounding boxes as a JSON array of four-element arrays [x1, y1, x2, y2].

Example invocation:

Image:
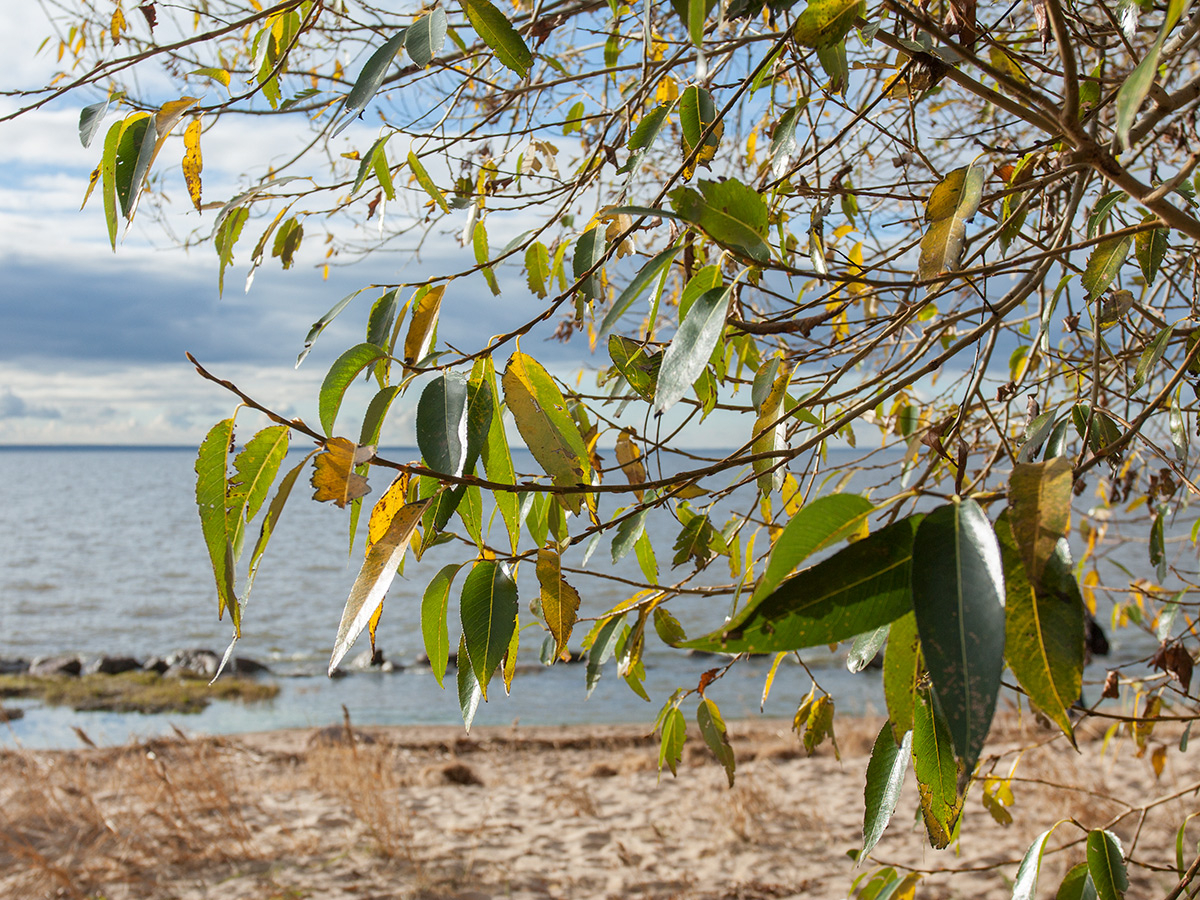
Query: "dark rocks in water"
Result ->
[[0, 658, 28, 675], [83, 655, 143, 676], [229, 656, 271, 676], [1085, 612, 1110, 660], [142, 656, 170, 674], [29, 655, 82, 677], [0, 706, 24, 721], [346, 648, 398, 673], [163, 649, 220, 679], [416, 651, 457, 669]]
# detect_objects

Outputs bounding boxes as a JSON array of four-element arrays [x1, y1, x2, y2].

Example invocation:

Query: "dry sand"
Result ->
[[1, 712, 1196, 900]]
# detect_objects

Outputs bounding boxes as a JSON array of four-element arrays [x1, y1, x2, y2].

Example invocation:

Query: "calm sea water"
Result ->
[[0, 446, 1151, 748]]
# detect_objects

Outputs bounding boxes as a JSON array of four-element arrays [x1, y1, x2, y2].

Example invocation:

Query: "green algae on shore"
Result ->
[[0, 671, 279, 714]]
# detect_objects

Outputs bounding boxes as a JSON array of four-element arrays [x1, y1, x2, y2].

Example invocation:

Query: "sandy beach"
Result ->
[[2, 711, 1196, 900]]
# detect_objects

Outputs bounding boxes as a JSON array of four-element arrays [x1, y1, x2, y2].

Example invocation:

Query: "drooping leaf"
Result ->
[[686, 515, 921, 653], [697, 697, 736, 787], [461, 0, 533, 77], [997, 515, 1083, 745], [911, 499, 1006, 772], [1012, 821, 1071, 900], [755, 493, 874, 602], [502, 351, 590, 514], [182, 115, 203, 210], [195, 418, 238, 629], [422, 563, 463, 687], [319, 343, 388, 435], [769, 106, 802, 178], [911, 686, 964, 849], [848, 623, 890, 673], [297, 289, 365, 367], [1135, 217, 1168, 283], [1133, 325, 1173, 393], [417, 373, 470, 478], [408, 150, 450, 212], [669, 179, 771, 262], [615, 429, 647, 496], [460, 559, 519, 699], [883, 612, 921, 743], [537, 546, 581, 659], [918, 164, 985, 281], [214, 206, 249, 295], [113, 112, 155, 219], [655, 285, 732, 414], [336, 30, 407, 135], [1008, 457, 1073, 590], [328, 496, 430, 673], [612, 508, 649, 562], [573, 226, 608, 300], [472, 357, 519, 550], [311, 438, 374, 507], [246, 449, 317, 597], [673, 513, 717, 569], [618, 103, 673, 175], [862, 724, 912, 860], [457, 632, 483, 730], [609, 335, 663, 401], [1081, 234, 1132, 299], [792, 0, 865, 47], [404, 284, 447, 364], [658, 705, 687, 776], [1086, 830, 1128, 900], [1072, 403, 1123, 459], [1057, 863, 1099, 900], [405, 9, 448, 67], [79, 96, 113, 148], [226, 425, 290, 560], [586, 614, 625, 696], [678, 85, 722, 179]]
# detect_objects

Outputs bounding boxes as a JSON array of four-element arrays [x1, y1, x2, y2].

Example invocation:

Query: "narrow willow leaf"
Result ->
[[502, 351, 590, 513], [1009, 457, 1073, 589], [196, 418, 238, 629], [79, 96, 112, 148], [405, 9, 448, 67], [461, 0, 532, 76], [1115, 41, 1162, 151], [769, 106, 801, 178], [792, 0, 865, 47], [659, 706, 687, 775], [573, 226, 607, 300], [678, 85, 722, 178], [911, 687, 964, 849], [1087, 830, 1128, 900], [246, 449, 316, 596], [600, 245, 679, 340], [612, 509, 649, 562], [918, 164, 985, 280], [756, 493, 874, 602], [862, 725, 912, 860], [687, 515, 921, 654], [586, 614, 625, 696], [1057, 863, 1099, 900], [848, 623, 890, 673], [417, 373, 470, 478], [655, 285, 732, 414], [1135, 218, 1168, 283], [182, 116, 203, 211], [473, 357, 520, 550], [114, 112, 155, 219], [328, 497, 430, 673], [615, 430, 647, 496], [670, 179, 771, 262], [752, 362, 788, 495], [457, 632, 483, 730], [1170, 395, 1188, 462], [460, 560, 519, 700], [537, 547, 581, 658], [998, 516, 1083, 745], [618, 103, 673, 175], [1081, 234, 1132, 299], [336, 30, 407, 136], [423, 563, 462, 687], [298, 289, 365, 367], [1012, 821, 1071, 900], [100, 120, 122, 249], [912, 500, 1005, 771], [408, 150, 450, 212], [353, 135, 391, 196], [697, 697, 736, 787], [404, 284, 446, 364], [226, 425, 290, 560], [1133, 325, 1173, 393], [609, 335, 663, 401], [319, 342, 388, 435], [883, 612, 921, 744], [311, 438, 373, 508]]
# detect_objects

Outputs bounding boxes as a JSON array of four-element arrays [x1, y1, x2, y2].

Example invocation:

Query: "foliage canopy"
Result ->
[[16, 0, 1200, 894]]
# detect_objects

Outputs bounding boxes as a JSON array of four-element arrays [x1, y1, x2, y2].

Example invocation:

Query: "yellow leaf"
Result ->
[[403, 284, 446, 364], [365, 473, 411, 553], [752, 363, 789, 495], [1151, 743, 1167, 778], [656, 76, 678, 102], [81, 165, 101, 210], [615, 429, 647, 498], [537, 546, 581, 658], [111, 8, 126, 44], [182, 117, 203, 211], [311, 438, 374, 507]]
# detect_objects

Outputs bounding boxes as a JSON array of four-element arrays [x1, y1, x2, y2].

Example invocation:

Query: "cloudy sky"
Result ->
[[0, 5, 622, 447]]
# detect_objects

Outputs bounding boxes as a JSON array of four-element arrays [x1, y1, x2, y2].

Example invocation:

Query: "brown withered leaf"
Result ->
[[1102, 669, 1120, 698], [944, 0, 978, 48], [1153, 641, 1194, 694], [615, 429, 646, 499], [312, 438, 374, 508], [1032, 0, 1050, 49], [697, 667, 719, 695], [138, 3, 157, 28]]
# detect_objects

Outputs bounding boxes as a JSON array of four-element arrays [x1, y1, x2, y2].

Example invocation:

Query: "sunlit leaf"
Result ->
[[862, 724, 912, 860], [461, 0, 533, 77], [755, 493, 874, 603], [537, 546, 581, 658], [406, 9, 448, 67], [658, 705, 687, 776], [792, 0, 865, 47], [336, 30, 407, 135], [1135, 217, 1168, 283], [655, 285, 732, 414], [195, 418, 238, 629], [918, 164, 985, 281], [1086, 830, 1128, 900], [311, 438, 374, 508], [670, 179, 770, 262], [1081, 234, 1132, 299], [457, 632, 482, 730], [460, 559, 519, 699], [319, 342, 388, 435], [182, 116, 203, 210], [423, 563, 463, 687], [911, 686, 964, 849], [679, 85, 722, 179], [1008, 457, 1073, 590], [226, 425, 289, 560], [404, 284, 446, 364], [883, 612, 921, 744], [417, 373, 470, 478], [697, 697, 736, 786]]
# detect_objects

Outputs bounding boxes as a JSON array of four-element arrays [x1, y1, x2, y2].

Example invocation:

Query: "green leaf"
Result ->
[[405, 9, 448, 67], [1087, 830, 1128, 900], [328, 497, 430, 673], [586, 614, 625, 696], [672, 513, 717, 569], [537, 546, 581, 659], [1133, 325, 1173, 393], [599, 245, 679, 339], [1013, 822, 1071, 900], [573, 226, 607, 300], [114, 112, 155, 220], [100, 120, 122, 249], [1057, 863, 1099, 900], [214, 206, 249, 296], [297, 289, 365, 367], [461, 0, 533, 77], [408, 150, 450, 212], [1087, 191, 1126, 239], [319, 342, 388, 436], [635, 531, 659, 584], [1081, 233, 1132, 299], [997, 514, 1083, 745], [1115, 40, 1162, 151], [472, 357, 519, 550], [1008, 458, 1073, 590], [422, 563, 463, 688], [245, 449, 316, 597], [670, 179, 770, 263], [755, 493, 874, 603], [353, 135, 392, 196], [618, 103, 673, 175], [337, 30, 407, 135], [678, 85, 722, 178], [654, 607, 687, 645], [686, 515, 921, 654], [226, 425, 290, 561], [848, 623, 890, 673], [792, 0, 865, 47], [697, 697, 736, 786], [911, 499, 1006, 772], [862, 724, 911, 860], [525, 241, 551, 297], [196, 418, 238, 631], [911, 686, 964, 849], [460, 559, 519, 700], [79, 96, 112, 148], [609, 335, 662, 401], [502, 351, 591, 513], [769, 106, 802, 178], [655, 285, 732, 414], [1135, 218, 1168, 283], [1171, 394, 1189, 462], [457, 632, 483, 730], [918, 164, 985, 281], [1072, 403, 1123, 458], [659, 706, 687, 776], [417, 373, 470, 478], [882, 612, 921, 744], [611, 509, 648, 562]]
